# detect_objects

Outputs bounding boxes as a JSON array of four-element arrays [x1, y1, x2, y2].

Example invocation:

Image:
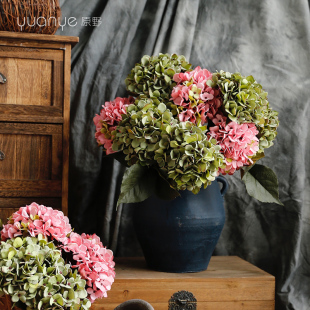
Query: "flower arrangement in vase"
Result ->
[[94, 53, 282, 206], [0, 202, 115, 310]]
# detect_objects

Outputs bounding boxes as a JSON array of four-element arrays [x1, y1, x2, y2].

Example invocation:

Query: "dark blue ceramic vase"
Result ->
[[133, 176, 228, 273]]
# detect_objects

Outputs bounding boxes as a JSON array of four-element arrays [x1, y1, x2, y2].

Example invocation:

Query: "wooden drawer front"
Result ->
[[0, 123, 62, 198], [0, 46, 64, 123]]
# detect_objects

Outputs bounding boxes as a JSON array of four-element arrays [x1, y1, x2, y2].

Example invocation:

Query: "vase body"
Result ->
[[133, 176, 228, 273]]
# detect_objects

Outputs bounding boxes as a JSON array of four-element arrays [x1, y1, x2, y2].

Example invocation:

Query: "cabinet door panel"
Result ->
[[0, 123, 62, 198], [0, 134, 52, 180], [0, 57, 52, 106], [0, 46, 64, 123]]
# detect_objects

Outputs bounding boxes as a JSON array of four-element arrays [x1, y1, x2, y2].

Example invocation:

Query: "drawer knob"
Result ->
[[0, 151, 5, 161], [0, 72, 7, 84]]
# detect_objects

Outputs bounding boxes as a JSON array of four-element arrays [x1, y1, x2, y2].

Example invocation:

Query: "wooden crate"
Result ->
[[92, 256, 275, 310]]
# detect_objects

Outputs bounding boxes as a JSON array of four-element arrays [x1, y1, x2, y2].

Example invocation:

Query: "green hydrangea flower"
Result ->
[[209, 71, 279, 152], [0, 236, 91, 310], [112, 98, 224, 193], [125, 53, 192, 102]]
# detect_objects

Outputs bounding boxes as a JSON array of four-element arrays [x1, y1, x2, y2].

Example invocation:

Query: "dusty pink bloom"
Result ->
[[63, 232, 115, 303], [173, 66, 212, 84], [209, 122, 259, 175], [171, 67, 222, 125], [178, 108, 197, 123], [93, 97, 134, 153], [1, 202, 71, 243], [94, 125, 116, 155], [98, 97, 133, 126], [170, 85, 190, 107], [197, 87, 222, 124]]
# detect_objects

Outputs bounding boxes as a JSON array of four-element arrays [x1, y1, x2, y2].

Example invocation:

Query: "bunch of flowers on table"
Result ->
[[94, 53, 281, 205], [0, 202, 115, 310]]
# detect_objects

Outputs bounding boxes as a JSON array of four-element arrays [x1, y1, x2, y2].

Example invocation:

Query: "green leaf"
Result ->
[[13, 237, 23, 248], [8, 284, 14, 295], [141, 55, 150, 66], [8, 249, 16, 260], [68, 289, 75, 300], [54, 294, 64, 306], [242, 164, 283, 205], [158, 102, 167, 113], [153, 90, 160, 98], [11, 295, 19, 302], [117, 164, 156, 206]]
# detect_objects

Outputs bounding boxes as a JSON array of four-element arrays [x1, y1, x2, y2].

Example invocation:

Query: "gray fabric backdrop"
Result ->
[[57, 1, 310, 309]]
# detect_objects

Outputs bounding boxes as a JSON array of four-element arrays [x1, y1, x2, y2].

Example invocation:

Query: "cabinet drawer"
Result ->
[[0, 123, 62, 199], [0, 46, 64, 123]]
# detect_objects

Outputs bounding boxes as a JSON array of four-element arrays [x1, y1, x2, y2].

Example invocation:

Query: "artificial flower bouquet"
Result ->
[[0, 203, 115, 310], [94, 53, 282, 205]]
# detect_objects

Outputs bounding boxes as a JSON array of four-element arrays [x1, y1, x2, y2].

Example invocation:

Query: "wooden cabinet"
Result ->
[[0, 32, 78, 223], [92, 257, 275, 310]]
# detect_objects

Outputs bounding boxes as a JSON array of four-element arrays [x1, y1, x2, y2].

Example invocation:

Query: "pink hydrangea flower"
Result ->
[[1, 202, 71, 243], [63, 232, 115, 303], [98, 97, 133, 126], [94, 124, 116, 155], [93, 97, 134, 154], [171, 67, 222, 125], [209, 121, 259, 175], [178, 108, 197, 123]]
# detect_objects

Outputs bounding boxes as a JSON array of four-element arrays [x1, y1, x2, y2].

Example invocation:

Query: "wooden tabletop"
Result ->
[[114, 256, 275, 281], [91, 256, 275, 310]]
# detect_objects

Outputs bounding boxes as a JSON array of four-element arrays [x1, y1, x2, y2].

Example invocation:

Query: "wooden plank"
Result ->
[[93, 257, 275, 306], [15, 134, 31, 179], [0, 104, 62, 118], [52, 134, 63, 180], [0, 180, 62, 197], [0, 114, 63, 123], [0, 38, 67, 50], [91, 300, 275, 310], [61, 44, 71, 216], [53, 60, 64, 109], [0, 46, 63, 61], [102, 281, 274, 303], [0, 197, 61, 209], [0, 123, 62, 135], [37, 135, 52, 180], [0, 31, 79, 47], [113, 257, 274, 280], [0, 134, 16, 179]]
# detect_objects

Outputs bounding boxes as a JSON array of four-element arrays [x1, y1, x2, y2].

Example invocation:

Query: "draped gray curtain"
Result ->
[[57, 1, 310, 309]]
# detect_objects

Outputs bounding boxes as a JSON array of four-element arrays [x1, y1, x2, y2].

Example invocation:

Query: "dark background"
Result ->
[[57, 1, 310, 309]]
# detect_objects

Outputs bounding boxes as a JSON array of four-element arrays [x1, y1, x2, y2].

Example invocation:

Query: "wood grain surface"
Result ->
[[0, 33, 77, 219], [92, 257, 275, 310], [0, 31, 79, 46]]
